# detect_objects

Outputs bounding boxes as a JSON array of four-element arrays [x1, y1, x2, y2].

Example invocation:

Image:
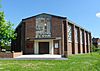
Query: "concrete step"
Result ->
[[15, 54, 62, 58]]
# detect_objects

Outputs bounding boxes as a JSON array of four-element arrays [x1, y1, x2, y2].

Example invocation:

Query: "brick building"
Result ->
[[11, 13, 92, 57], [92, 38, 100, 48]]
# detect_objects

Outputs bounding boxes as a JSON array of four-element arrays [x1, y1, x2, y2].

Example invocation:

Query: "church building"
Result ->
[[11, 13, 92, 57]]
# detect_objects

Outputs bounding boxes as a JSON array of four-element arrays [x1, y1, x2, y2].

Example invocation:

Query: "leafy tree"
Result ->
[[0, 2, 15, 51]]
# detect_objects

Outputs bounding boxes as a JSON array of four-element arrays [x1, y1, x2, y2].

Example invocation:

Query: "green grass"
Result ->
[[0, 53, 100, 71]]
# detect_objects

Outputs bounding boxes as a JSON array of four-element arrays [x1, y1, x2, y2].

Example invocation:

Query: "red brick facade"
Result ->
[[11, 13, 92, 57], [51, 17, 62, 37], [0, 52, 22, 58]]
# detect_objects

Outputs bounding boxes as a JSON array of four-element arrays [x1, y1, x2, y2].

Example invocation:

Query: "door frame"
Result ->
[[34, 40, 54, 54]]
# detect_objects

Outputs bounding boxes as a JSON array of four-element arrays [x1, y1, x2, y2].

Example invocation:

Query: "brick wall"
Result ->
[[24, 17, 36, 54], [24, 41, 34, 54], [51, 17, 62, 37], [0, 52, 13, 58], [75, 43, 78, 54], [25, 17, 36, 39], [21, 22, 25, 54], [68, 42, 72, 56], [0, 52, 22, 58], [51, 17, 64, 55], [80, 44, 83, 53]]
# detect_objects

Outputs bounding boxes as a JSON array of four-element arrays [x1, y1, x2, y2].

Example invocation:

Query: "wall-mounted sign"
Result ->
[[55, 43, 58, 48]]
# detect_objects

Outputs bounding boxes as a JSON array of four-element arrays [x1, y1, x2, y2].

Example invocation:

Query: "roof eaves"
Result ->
[[22, 13, 67, 21], [68, 19, 91, 33]]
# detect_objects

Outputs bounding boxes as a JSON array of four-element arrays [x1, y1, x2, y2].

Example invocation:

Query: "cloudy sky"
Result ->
[[0, 0, 100, 38]]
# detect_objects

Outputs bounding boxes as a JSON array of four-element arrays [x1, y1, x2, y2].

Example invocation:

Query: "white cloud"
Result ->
[[96, 12, 100, 18]]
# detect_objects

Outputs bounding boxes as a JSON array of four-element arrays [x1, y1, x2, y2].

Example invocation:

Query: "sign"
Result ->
[[55, 43, 58, 48]]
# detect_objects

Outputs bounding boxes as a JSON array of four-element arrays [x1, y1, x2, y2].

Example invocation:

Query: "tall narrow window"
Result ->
[[80, 30, 83, 44], [85, 32, 87, 45], [35, 15, 51, 38], [88, 34, 90, 45], [75, 28, 78, 43], [68, 25, 72, 42]]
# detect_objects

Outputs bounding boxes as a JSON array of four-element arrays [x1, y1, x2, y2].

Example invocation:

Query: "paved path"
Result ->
[[15, 55, 62, 58], [0, 58, 67, 60], [0, 55, 68, 60]]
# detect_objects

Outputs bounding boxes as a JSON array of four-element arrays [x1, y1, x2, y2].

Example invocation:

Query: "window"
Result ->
[[68, 25, 72, 42], [44, 24, 47, 32], [35, 15, 51, 38], [88, 34, 90, 45], [75, 28, 78, 43], [85, 32, 87, 45], [80, 30, 83, 44]]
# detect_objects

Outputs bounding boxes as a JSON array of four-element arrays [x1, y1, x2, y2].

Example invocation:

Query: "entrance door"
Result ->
[[39, 42, 49, 54]]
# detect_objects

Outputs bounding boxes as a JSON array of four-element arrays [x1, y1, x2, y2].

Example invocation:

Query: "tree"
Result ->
[[0, 5, 15, 51]]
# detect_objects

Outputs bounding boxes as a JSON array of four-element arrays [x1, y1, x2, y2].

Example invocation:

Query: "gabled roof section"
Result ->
[[15, 13, 66, 30], [15, 13, 91, 33], [22, 13, 66, 21]]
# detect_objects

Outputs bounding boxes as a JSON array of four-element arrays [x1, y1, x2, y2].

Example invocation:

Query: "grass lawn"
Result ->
[[0, 53, 100, 71]]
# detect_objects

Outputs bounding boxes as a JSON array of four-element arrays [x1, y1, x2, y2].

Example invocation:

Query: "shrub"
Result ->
[[91, 44, 97, 52], [91, 44, 100, 55]]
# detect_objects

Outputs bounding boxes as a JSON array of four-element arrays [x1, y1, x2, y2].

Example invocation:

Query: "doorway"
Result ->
[[39, 42, 49, 54]]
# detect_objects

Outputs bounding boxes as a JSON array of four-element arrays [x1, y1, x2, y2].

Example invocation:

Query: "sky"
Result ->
[[0, 0, 100, 38]]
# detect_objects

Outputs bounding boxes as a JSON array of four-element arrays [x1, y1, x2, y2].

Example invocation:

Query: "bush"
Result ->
[[91, 44, 100, 55], [91, 44, 97, 52], [97, 48, 100, 55]]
